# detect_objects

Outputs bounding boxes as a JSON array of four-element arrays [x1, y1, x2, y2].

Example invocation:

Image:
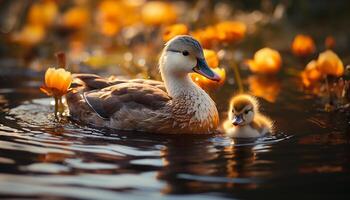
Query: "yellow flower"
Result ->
[[163, 24, 188, 42], [141, 1, 177, 26], [316, 50, 344, 77], [40, 68, 73, 97], [301, 60, 322, 88], [62, 7, 90, 29], [246, 48, 282, 75], [291, 34, 315, 57], [203, 49, 219, 68]]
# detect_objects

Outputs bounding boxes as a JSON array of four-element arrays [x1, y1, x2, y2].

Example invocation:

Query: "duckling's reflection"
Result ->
[[223, 143, 258, 189], [156, 135, 265, 194]]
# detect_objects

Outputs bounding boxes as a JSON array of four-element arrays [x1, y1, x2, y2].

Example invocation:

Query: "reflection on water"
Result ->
[[0, 77, 349, 200], [248, 75, 281, 103]]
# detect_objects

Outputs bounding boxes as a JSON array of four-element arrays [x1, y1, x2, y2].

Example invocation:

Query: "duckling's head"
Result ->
[[160, 35, 220, 81], [229, 94, 259, 126]]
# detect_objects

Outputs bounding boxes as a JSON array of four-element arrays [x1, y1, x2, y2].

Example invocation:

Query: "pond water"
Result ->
[[0, 71, 349, 200]]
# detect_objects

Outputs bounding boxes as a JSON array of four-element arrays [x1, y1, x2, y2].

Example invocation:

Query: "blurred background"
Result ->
[[0, 0, 349, 77]]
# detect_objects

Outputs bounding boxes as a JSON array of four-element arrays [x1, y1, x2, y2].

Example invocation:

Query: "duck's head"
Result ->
[[160, 35, 221, 82], [229, 94, 259, 126]]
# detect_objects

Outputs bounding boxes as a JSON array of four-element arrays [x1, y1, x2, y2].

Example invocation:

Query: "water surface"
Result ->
[[0, 73, 349, 200]]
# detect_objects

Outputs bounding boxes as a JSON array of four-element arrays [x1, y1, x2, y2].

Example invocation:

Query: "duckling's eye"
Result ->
[[244, 110, 250, 114], [182, 50, 189, 56]]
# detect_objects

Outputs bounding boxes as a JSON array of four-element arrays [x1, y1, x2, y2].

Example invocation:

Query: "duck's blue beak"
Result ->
[[232, 115, 244, 126], [193, 58, 221, 82]]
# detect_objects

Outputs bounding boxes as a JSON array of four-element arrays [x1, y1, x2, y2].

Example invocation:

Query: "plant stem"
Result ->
[[325, 75, 331, 104], [54, 97, 58, 120], [232, 61, 244, 94], [58, 97, 64, 116]]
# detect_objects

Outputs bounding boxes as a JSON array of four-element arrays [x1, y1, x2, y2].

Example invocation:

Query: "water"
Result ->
[[0, 72, 349, 200]]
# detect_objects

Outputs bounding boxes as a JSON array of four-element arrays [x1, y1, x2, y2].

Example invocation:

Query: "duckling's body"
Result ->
[[223, 94, 273, 138], [66, 36, 220, 134]]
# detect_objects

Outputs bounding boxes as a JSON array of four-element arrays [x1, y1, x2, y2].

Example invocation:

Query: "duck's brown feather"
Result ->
[[67, 74, 179, 133], [71, 73, 167, 91], [83, 82, 171, 119]]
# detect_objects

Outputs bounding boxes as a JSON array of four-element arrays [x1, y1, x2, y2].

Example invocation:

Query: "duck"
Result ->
[[222, 94, 273, 138], [66, 35, 221, 134]]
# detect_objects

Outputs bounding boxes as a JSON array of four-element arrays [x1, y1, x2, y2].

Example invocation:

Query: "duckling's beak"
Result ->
[[193, 58, 221, 82], [232, 115, 244, 126]]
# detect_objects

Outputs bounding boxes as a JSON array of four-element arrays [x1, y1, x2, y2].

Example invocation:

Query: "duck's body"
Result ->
[[223, 94, 273, 138], [66, 36, 220, 134]]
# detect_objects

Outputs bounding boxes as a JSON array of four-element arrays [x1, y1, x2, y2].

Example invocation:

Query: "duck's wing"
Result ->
[[124, 79, 166, 92], [71, 74, 166, 91], [83, 82, 171, 119]]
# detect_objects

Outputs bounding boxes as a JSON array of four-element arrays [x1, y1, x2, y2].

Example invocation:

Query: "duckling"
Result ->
[[222, 94, 273, 138], [66, 35, 221, 134]]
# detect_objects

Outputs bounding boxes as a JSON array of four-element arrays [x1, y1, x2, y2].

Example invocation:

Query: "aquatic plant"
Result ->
[[316, 50, 344, 77], [301, 60, 322, 88], [40, 53, 72, 118]]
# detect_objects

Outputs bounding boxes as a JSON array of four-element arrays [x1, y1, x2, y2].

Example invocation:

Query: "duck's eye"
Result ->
[[182, 51, 189, 56], [244, 110, 250, 114]]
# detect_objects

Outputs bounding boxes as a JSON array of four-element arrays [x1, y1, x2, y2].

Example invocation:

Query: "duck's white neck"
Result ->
[[159, 53, 203, 98]]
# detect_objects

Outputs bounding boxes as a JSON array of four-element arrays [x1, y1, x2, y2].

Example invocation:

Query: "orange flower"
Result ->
[[325, 36, 336, 49], [291, 34, 315, 57], [40, 68, 73, 97], [203, 49, 219, 68], [246, 48, 282, 75], [97, 0, 124, 36], [248, 75, 281, 103], [11, 24, 46, 46], [191, 26, 217, 48], [215, 21, 246, 43], [316, 50, 344, 77], [191, 49, 225, 89], [28, 0, 58, 27], [163, 24, 188, 42], [191, 68, 226, 90], [191, 21, 246, 48], [62, 7, 90, 29], [141, 1, 177, 25], [301, 60, 322, 87]]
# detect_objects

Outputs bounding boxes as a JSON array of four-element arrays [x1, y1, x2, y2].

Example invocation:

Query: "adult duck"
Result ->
[[66, 35, 221, 134]]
